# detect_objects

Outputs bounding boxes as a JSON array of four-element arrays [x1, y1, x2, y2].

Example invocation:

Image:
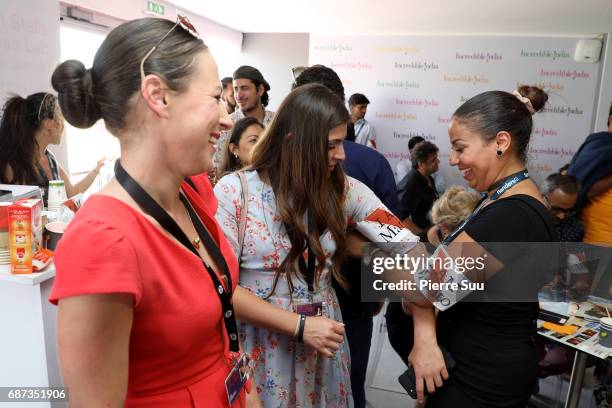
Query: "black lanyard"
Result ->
[[301, 213, 316, 293], [114, 161, 240, 352], [442, 170, 529, 245]]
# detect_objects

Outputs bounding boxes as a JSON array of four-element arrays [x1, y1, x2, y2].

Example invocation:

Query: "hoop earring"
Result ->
[[496, 150, 503, 156]]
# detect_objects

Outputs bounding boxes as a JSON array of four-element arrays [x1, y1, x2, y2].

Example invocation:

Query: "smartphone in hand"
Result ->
[[398, 347, 456, 399]]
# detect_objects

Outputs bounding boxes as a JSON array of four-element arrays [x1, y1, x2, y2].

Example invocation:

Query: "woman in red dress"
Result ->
[[49, 15, 342, 407]]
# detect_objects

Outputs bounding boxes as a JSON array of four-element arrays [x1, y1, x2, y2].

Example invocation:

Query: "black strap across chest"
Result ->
[[114, 161, 239, 352], [285, 212, 316, 293]]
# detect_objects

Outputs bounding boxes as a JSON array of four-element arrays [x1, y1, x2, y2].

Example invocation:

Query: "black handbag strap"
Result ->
[[114, 160, 239, 352]]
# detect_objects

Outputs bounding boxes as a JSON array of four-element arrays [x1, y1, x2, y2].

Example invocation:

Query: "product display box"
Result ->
[[8, 199, 43, 274]]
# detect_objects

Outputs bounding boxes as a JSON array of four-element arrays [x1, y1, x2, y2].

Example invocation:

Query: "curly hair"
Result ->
[[430, 186, 481, 230]]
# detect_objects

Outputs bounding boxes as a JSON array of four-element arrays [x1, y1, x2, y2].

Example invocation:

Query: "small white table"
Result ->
[[0, 265, 65, 407]]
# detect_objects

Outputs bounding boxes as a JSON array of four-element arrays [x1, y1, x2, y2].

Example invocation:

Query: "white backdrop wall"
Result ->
[[310, 34, 602, 187], [239, 33, 310, 112], [0, 1, 60, 98], [2, 0, 243, 172], [65, 0, 243, 77], [0, 0, 64, 167]]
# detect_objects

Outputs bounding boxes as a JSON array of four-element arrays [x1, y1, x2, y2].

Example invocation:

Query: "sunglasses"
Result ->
[[37, 93, 54, 122], [139, 10, 199, 83], [291, 66, 306, 86], [544, 195, 576, 216]]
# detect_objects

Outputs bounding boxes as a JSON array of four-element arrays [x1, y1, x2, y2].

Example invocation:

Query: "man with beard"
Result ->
[[231, 65, 274, 126], [399, 141, 440, 235], [213, 65, 274, 171]]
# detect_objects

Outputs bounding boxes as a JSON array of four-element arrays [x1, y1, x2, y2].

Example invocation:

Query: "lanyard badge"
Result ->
[[294, 299, 325, 316], [225, 353, 254, 405]]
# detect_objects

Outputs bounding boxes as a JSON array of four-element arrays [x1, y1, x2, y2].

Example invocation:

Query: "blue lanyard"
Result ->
[[441, 170, 529, 245]]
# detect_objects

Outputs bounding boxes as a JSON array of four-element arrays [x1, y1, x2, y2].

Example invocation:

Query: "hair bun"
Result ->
[[51, 59, 101, 129], [517, 85, 549, 113]]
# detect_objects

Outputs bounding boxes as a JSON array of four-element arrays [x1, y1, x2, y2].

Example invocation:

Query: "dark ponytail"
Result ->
[[0, 92, 56, 184]]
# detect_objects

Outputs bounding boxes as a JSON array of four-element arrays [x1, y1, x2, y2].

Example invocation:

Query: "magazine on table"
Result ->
[[537, 315, 611, 360]]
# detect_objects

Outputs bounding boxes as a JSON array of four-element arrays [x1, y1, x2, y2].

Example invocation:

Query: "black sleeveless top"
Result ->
[[437, 194, 557, 408]]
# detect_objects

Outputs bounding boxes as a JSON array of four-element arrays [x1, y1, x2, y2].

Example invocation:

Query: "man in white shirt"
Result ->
[[348, 93, 377, 149]]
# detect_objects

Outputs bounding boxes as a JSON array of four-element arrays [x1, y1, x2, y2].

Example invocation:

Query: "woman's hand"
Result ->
[[345, 230, 368, 258], [244, 386, 263, 408], [302, 316, 345, 358], [408, 339, 449, 403], [95, 157, 106, 173]]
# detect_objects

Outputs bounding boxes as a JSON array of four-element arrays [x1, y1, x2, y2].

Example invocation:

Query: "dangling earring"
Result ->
[[496, 150, 503, 156]]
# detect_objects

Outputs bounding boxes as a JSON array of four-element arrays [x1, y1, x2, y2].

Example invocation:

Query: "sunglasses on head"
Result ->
[[36, 93, 61, 125], [140, 10, 199, 83], [37, 93, 52, 122], [291, 66, 307, 86]]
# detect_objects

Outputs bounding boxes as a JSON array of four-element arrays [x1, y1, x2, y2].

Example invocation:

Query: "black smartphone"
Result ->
[[398, 347, 456, 399]]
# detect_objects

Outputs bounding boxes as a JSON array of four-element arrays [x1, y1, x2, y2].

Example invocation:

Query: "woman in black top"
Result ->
[[408, 86, 557, 407]]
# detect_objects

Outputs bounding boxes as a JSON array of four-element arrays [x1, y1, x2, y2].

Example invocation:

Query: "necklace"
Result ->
[[192, 237, 201, 248], [179, 200, 202, 249]]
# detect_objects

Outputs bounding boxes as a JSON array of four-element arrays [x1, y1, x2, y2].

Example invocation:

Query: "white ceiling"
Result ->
[[171, 0, 612, 35]]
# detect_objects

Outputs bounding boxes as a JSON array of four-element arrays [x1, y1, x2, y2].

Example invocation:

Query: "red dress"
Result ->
[[49, 175, 244, 407]]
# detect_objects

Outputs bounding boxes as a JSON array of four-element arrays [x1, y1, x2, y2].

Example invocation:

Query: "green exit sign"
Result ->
[[147, 0, 165, 16]]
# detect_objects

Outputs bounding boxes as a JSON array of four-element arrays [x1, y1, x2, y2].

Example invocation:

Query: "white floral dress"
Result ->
[[214, 170, 400, 408]]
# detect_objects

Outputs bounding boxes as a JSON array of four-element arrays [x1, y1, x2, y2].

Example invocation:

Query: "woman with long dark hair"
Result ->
[[215, 83, 419, 407], [0, 92, 102, 204], [217, 116, 263, 177]]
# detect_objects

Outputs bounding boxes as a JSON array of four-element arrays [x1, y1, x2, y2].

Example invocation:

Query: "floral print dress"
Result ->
[[214, 170, 399, 408]]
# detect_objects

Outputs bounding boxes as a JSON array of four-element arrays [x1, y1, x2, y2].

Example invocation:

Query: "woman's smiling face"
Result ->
[[448, 118, 501, 192]]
